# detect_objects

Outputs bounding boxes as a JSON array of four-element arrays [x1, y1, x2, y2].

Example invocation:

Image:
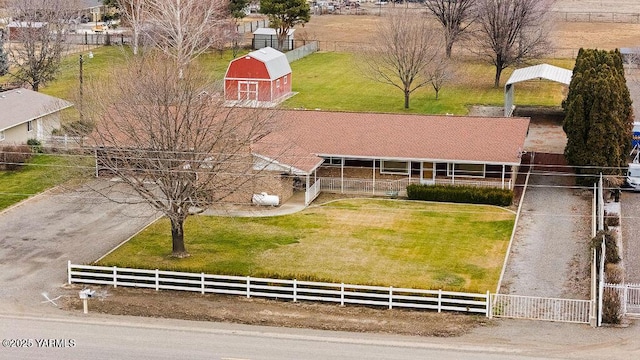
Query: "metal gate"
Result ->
[[492, 294, 592, 324]]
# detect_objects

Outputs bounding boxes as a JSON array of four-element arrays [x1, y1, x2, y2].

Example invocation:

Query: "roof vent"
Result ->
[[260, 49, 267, 54], [16, 90, 21, 94]]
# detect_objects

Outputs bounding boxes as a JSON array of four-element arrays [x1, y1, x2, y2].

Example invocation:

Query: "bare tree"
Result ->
[[428, 57, 455, 100], [116, 0, 146, 55], [359, 9, 444, 109], [473, 0, 554, 87], [85, 52, 275, 257], [6, 0, 80, 91], [144, 0, 228, 72], [424, 0, 476, 58]]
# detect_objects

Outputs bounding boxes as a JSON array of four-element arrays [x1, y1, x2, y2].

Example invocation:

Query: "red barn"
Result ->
[[224, 47, 293, 106]]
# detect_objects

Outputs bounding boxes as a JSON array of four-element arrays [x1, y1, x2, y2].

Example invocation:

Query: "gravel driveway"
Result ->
[[0, 180, 159, 315], [500, 173, 592, 299]]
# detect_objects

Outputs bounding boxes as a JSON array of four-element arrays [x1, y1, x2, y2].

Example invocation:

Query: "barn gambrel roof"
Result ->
[[246, 47, 292, 80]]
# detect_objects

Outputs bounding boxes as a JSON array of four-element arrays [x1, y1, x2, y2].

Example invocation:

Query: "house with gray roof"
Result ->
[[0, 88, 73, 144]]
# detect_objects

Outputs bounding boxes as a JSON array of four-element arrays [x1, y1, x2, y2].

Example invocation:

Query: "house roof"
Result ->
[[253, 110, 531, 175], [0, 89, 73, 132], [253, 28, 295, 36], [245, 47, 292, 80], [505, 64, 572, 86]]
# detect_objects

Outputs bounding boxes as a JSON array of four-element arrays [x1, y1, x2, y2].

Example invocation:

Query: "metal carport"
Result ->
[[504, 64, 572, 117]]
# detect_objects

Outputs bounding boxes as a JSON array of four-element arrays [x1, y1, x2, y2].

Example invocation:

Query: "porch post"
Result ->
[[306, 174, 310, 194], [372, 159, 376, 195], [420, 162, 423, 183], [341, 157, 344, 194], [501, 165, 505, 189], [452, 163, 455, 185]]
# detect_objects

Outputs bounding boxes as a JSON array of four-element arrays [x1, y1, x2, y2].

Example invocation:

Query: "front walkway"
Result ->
[[202, 191, 307, 217]]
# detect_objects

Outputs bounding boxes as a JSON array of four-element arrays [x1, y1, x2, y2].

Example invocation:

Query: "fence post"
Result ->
[[293, 279, 297, 302], [155, 269, 159, 291], [247, 276, 251, 298], [201, 273, 205, 294], [340, 283, 345, 306], [486, 291, 491, 318], [438, 289, 442, 312], [389, 286, 393, 310], [113, 266, 117, 288], [67, 261, 72, 284]]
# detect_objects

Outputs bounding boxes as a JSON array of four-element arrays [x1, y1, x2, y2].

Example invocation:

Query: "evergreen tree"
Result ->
[[563, 49, 633, 186], [0, 35, 8, 77]]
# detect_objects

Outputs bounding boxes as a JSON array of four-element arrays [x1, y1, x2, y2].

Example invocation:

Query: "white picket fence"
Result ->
[[604, 283, 640, 316], [491, 294, 592, 324], [67, 262, 490, 315]]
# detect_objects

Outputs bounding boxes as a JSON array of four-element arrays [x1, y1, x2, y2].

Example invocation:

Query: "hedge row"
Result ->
[[406, 184, 513, 206]]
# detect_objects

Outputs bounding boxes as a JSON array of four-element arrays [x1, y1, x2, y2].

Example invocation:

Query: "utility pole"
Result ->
[[79, 54, 84, 120]]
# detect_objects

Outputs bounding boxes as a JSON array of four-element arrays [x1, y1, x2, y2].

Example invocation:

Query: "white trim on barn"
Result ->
[[504, 64, 572, 117]]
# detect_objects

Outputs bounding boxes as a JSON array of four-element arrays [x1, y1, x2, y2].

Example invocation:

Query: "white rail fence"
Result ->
[[68, 262, 490, 315], [604, 283, 640, 316], [305, 179, 321, 205], [491, 294, 592, 324]]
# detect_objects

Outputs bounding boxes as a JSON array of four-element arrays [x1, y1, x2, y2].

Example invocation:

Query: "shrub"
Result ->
[[0, 145, 33, 171], [605, 263, 624, 284], [406, 184, 513, 206], [26, 138, 43, 154], [605, 214, 620, 228], [590, 230, 621, 265], [602, 287, 622, 324]]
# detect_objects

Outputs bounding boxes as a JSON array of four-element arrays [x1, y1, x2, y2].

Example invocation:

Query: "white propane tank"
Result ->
[[252, 192, 280, 206]]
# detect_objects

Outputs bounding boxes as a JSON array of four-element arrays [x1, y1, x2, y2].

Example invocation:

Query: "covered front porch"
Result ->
[[300, 157, 517, 202]]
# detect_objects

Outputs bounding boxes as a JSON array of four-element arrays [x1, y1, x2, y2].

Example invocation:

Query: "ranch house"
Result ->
[[253, 110, 530, 205]]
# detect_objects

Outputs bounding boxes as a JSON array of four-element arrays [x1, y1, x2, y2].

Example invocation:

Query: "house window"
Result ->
[[284, 76, 288, 85], [381, 160, 409, 175], [447, 163, 486, 178], [0, 131, 4, 141], [323, 157, 342, 166], [276, 79, 281, 89], [27, 120, 33, 132]]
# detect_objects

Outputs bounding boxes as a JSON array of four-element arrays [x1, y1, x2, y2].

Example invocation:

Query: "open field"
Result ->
[[98, 199, 515, 292]]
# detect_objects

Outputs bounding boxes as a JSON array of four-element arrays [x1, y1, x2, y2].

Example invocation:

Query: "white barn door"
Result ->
[[238, 81, 258, 101]]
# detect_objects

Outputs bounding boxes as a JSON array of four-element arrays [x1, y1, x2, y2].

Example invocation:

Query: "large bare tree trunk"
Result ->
[[170, 216, 187, 257]]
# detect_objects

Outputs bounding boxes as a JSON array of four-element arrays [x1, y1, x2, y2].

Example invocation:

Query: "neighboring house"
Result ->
[[224, 47, 293, 106], [252, 28, 295, 51], [80, 0, 107, 23], [253, 110, 531, 205], [7, 21, 47, 41], [0, 88, 73, 144]]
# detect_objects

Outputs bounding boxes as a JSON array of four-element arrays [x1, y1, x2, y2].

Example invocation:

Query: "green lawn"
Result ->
[[0, 154, 92, 210], [285, 53, 574, 114], [3, 45, 574, 116], [98, 199, 515, 292]]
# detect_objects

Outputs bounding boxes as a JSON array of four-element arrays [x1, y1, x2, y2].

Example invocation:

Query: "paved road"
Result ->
[[4, 314, 640, 360], [0, 180, 159, 315]]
